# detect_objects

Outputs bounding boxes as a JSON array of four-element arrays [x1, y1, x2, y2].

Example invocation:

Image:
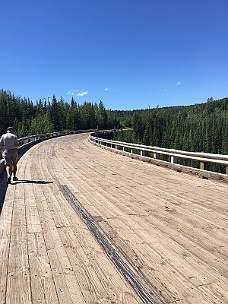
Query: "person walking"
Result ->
[[0, 127, 20, 183]]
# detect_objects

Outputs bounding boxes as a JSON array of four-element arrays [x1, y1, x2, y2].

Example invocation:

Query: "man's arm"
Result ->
[[14, 137, 20, 147], [0, 136, 4, 146]]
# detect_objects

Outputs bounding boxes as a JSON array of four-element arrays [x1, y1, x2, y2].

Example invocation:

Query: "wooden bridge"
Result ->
[[0, 133, 227, 304]]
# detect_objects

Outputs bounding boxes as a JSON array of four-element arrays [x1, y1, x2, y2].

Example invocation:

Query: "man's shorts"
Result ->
[[2, 149, 18, 167]]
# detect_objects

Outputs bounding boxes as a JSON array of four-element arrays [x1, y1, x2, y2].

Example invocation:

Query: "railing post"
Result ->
[[141, 150, 145, 156], [200, 161, 205, 170], [171, 156, 177, 164], [226, 165, 228, 175], [154, 152, 159, 159]]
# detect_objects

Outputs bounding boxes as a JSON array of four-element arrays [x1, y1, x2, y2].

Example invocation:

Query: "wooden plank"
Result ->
[[1, 133, 227, 304], [0, 191, 14, 303], [27, 231, 59, 303], [5, 194, 31, 303]]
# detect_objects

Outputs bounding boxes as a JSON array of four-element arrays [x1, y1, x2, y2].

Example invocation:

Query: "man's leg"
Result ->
[[12, 152, 18, 181], [4, 155, 11, 183], [12, 164, 17, 177], [6, 165, 11, 178]]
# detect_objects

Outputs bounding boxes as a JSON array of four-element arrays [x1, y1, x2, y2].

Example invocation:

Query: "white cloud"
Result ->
[[175, 81, 181, 86], [76, 91, 89, 97], [104, 87, 109, 92], [67, 89, 89, 97], [67, 90, 76, 96]]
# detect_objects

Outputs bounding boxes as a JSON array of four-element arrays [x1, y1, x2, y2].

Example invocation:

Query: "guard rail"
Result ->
[[89, 133, 228, 179]]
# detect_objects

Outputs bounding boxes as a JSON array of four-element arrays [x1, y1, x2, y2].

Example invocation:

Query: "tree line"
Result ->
[[1, 89, 227, 172], [0, 90, 120, 137], [114, 97, 228, 173]]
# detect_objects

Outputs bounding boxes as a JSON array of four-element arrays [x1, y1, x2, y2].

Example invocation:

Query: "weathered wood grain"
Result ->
[[0, 133, 227, 304]]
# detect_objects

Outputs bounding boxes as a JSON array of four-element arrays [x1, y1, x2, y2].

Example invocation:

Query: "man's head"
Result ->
[[7, 127, 15, 133]]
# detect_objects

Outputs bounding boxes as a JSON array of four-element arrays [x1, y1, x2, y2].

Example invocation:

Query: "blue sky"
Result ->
[[1, 0, 227, 110]]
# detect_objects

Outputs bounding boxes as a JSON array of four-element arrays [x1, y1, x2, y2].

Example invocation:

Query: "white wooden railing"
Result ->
[[1, 131, 227, 181], [89, 133, 228, 177]]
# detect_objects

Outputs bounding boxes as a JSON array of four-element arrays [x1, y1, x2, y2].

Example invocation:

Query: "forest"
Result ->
[[0, 90, 120, 137], [0, 89, 227, 173], [114, 97, 228, 154], [114, 97, 228, 173]]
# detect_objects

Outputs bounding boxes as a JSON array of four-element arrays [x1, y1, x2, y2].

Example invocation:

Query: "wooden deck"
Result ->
[[0, 133, 227, 304]]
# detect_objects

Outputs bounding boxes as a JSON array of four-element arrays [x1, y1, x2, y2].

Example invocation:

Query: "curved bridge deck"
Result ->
[[0, 133, 227, 304]]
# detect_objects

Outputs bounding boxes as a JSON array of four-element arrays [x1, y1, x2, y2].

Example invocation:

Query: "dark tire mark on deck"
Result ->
[[59, 184, 166, 304]]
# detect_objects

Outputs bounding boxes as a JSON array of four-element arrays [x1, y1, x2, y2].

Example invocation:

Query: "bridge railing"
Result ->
[[89, 133, 228, 177], [0, 131, 64, 158], [0, 130, 94, 160], [0, 130, 91, 176], [1, 131, 227, 181]]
